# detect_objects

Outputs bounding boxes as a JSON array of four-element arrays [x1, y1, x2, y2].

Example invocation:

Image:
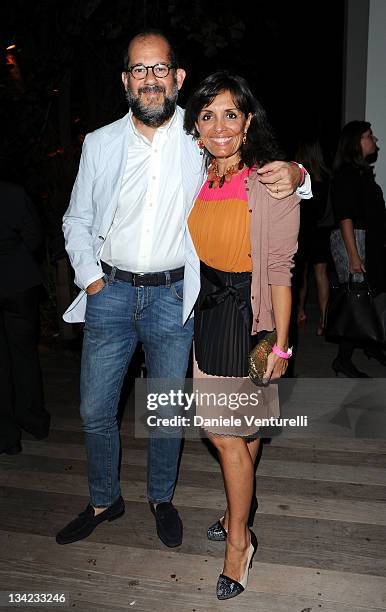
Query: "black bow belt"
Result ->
[[199, 262, 251, 328]]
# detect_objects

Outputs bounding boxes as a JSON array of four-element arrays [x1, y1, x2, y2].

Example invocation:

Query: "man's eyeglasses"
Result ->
[[126, 63, 176, 80]]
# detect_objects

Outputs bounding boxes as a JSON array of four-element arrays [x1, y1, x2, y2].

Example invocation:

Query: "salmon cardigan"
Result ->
[[246, 168, 300, 333]]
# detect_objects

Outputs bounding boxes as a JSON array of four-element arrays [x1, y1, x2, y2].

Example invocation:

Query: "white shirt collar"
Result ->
[[128, 108, 178, 144]]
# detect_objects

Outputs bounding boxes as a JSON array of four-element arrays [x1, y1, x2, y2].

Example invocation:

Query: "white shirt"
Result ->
[[101, 110, 188, 273]]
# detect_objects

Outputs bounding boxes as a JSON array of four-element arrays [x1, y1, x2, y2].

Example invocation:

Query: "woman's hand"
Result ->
[[263, 351, 289, 383], [349, 254, 366, 275]]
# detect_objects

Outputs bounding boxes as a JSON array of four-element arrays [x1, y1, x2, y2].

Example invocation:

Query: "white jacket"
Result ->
[[62, 108, 204, 324]]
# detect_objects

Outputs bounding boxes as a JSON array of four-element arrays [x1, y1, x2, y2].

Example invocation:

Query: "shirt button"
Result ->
[[248, 253, 251, 257], [152, 176, 156, 180], [251, 296, 255, 300], [249, 209, 252, 213]]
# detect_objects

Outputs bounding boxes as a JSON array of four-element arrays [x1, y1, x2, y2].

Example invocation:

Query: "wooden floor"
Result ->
[[1, 309, 386, 611]]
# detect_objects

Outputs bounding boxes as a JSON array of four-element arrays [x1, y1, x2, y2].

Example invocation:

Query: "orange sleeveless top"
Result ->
[[188, 167, 252, 272]]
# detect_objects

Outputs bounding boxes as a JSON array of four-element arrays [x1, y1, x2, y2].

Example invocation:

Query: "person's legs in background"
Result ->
[[0, 286, 49, 452], [0, 298, 20, 452], [297, 261, 308, 327], [314, 262, 329, 335]]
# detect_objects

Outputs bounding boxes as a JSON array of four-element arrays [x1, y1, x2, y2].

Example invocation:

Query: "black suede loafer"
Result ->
[[56, 495, 125, 545], [150, 501, 183, 547]]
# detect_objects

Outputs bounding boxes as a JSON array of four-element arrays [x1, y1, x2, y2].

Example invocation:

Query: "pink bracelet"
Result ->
[[290, 161, 306, 187], [272, 344, 293, 359]]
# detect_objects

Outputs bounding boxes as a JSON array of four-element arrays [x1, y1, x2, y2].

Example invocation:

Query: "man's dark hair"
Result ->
[[333, 120, 372, 171], [123, 28, 179, 71], [184, 71, 284, 169]]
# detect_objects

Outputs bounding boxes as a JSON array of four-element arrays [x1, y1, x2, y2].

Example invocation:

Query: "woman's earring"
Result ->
[[242, 132, 247, 145], [197, 138, 205, 155]]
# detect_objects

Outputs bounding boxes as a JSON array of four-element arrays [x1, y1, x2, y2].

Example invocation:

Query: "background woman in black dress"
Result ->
[[330, 120, 386, 376], [295, 138, 332, 336]]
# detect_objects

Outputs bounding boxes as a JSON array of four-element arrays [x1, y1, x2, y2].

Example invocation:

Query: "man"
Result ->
[[0, 181, 50, 454], [56, 30, 311, 547]]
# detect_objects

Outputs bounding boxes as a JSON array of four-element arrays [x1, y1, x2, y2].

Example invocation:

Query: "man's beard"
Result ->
[[126, 81, 178, 128]]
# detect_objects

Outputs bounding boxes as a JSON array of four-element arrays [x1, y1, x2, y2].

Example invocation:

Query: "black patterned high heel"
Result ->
[[207, 516, 227, 541], [216, 530, 258, 600], [207, 495, 258, 541]]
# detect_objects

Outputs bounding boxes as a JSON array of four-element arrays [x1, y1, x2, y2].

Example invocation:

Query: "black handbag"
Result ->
[[325, 274, 386, 343]]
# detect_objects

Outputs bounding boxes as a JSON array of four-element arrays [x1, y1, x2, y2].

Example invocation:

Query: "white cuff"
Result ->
[[84, 273, 105, 290], [295, 164, 312, 199]]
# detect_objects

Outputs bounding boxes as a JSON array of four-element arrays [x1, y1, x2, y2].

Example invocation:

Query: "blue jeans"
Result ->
[[80, 271, 193, 507]]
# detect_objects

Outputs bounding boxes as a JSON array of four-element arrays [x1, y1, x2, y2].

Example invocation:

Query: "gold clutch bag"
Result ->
[[248, 330, 277, 386]]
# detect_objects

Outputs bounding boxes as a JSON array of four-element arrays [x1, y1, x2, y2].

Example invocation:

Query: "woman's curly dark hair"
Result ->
[[184, 71, 285, 169]]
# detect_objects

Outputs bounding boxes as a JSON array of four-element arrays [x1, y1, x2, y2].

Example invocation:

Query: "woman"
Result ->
[[295, 138, 332, 335], [184, 72, 299, 600], [330, 121, 386, 377]]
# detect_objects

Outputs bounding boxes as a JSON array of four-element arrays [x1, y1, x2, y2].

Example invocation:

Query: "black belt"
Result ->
[[101, 261, 184, 287], [199, 261, 251, 329]]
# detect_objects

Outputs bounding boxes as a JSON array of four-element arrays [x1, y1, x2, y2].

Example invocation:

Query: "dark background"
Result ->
[[1, 0, 345, 179], [0, 0, 346, 322]]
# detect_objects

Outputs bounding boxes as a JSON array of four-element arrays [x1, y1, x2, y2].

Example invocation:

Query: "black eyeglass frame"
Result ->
[[126, 63, 176, 79]]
